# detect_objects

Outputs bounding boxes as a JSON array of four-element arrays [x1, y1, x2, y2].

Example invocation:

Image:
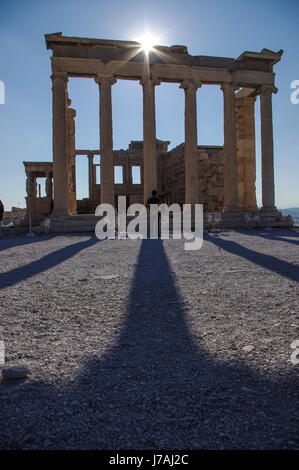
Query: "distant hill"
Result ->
[[279, 207, 299, 217], [279, 207, 299, 225]]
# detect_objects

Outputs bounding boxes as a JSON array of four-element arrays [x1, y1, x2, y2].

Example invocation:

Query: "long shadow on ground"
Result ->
[[206, 232, 299, 283], [237, 228, 299, 247], [0, 235, 50, 253], [0, 237, 99, 289], [0, 239, 298, 449]]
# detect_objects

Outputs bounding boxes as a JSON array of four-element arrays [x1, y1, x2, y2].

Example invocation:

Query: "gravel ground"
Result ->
[[0, 229, 298, 450]]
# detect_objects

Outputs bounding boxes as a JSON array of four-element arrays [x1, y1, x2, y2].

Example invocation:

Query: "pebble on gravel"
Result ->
[[1, 364, 31, 381], [243, 345, 255, 352]]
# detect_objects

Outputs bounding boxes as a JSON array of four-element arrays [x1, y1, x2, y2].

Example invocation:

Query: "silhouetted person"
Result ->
[[146, 190, 160, 237], [146, 190, 160, 208], [0, 200, 4, 227]]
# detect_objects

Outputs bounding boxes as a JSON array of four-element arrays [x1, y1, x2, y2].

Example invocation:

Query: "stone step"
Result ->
[[48, 214, 201, 233], [48, 215, 137, 233]]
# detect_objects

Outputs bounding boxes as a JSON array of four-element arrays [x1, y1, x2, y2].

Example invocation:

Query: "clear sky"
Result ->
[[0, 0, 298, 210]]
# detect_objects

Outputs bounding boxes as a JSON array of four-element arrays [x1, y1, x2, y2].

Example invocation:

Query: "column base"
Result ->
[[51, 208, 72, 217], [242, 205, 258, 213], [258, 206, 292, 227], [211, 209, 247, 229], [259, 205, 277, 212], [259, 206, 279, 222], [189, 212, 209, 230]]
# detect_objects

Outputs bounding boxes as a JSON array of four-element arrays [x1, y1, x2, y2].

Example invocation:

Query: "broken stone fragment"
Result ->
[[1, 365, 31, 381]]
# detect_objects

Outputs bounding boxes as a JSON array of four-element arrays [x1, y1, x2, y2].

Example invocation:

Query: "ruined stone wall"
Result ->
[[199, 148, 224, 212], [26, 135, 258, 217], [159, 144, 224, 211], [158, 144, 185, 205], [93, 140, 169, 206], [76, 140, 225, 212], [75, 137, 258, 214]]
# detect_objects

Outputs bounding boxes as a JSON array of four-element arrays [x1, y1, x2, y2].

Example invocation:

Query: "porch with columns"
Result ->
[[42, 34, 290, 228]]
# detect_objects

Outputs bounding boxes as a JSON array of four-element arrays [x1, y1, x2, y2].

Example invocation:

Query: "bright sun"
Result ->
[[139, 33, 158, 53]]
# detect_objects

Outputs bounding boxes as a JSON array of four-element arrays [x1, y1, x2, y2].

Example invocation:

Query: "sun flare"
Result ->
[[139, 33, 158, 53]]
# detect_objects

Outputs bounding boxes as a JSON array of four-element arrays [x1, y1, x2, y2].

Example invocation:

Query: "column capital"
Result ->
[[51, 72, 68, 83], [259, 84, 278, 96], [139, 76, 161, 87], [235, 95, 257, 103], [95, 74, 117, 86], [220, 83, 240, 92], [180, 79, 202, 91]]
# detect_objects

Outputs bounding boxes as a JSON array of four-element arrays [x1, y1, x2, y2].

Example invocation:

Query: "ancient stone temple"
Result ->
[[23, 33, 292, 228]]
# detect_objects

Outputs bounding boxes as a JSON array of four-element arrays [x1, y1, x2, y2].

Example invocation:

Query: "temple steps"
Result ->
[[37, 211, 293, 234], [49, 215, 102, 233]]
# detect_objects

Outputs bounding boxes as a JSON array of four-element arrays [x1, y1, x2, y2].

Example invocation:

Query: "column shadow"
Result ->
[[0, 237, 99, 289], [0, 239, 297, 449], [0, 236, 50, 253], [206, 232, 299, 283], [237, 229, 299, 247]]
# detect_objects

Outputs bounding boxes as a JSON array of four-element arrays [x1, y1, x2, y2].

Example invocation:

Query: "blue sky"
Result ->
[[0, 0, 298, 210]]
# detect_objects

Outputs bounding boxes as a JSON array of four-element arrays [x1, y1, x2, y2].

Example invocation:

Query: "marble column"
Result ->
[[45, 172, 53, 199], [259, 85, 277, 211], [140, 77, 160, 204], [67, 104, 77, 215], [51, 72, 71, 216], [123, 160, 129, 190], [221, 83, 241, 213], [26, 174, 37, 198], [88, 153, 95, 200], [95, 75, 117, 207], [180, 79, 201, 204], [235, 96, 258, 212]]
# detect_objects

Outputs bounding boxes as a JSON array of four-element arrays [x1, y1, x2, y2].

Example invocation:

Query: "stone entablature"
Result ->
[[46, 33, 282, 86]]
